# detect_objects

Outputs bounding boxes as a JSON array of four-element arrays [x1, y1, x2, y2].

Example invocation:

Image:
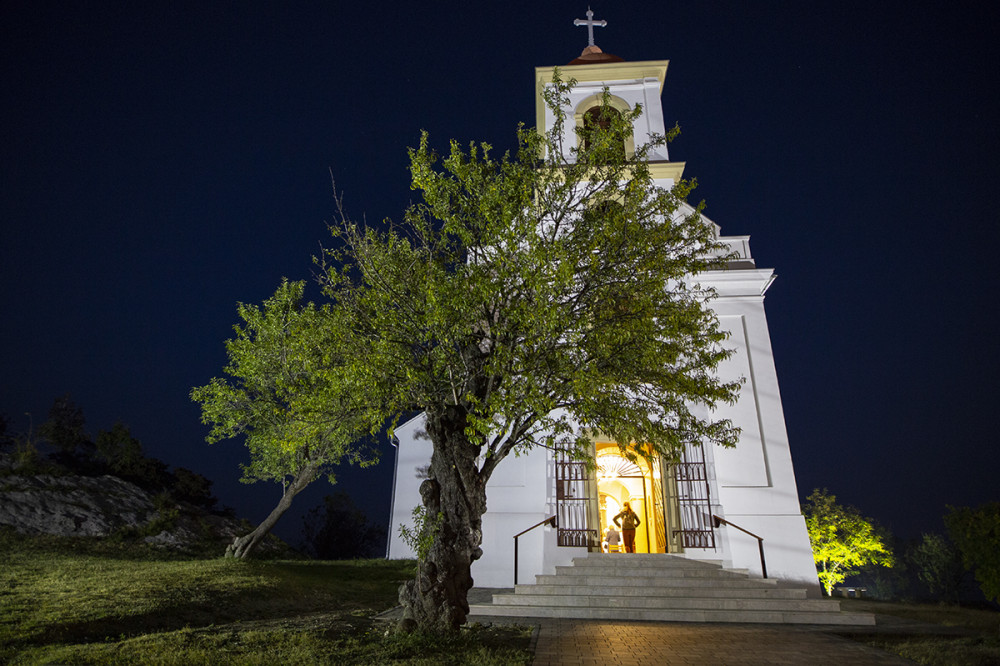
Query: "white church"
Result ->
[[386, 17, 822, 605]]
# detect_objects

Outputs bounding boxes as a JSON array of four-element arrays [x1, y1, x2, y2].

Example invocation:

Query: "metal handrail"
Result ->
[[513, 515, 557, 585], [712, 514, 768, 579]]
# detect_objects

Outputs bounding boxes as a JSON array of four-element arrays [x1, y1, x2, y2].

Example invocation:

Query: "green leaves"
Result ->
[[315, 71, 740, 475], [191, 279, 377, 486], [197, 68, 744, 518], [398, 505, 443, 562]]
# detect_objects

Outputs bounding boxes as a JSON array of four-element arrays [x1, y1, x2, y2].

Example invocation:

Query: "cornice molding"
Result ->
[[696, 268, 777, 298]]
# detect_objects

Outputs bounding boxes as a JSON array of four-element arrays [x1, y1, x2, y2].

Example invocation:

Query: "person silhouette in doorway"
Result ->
[[613, 501, 641, 553]]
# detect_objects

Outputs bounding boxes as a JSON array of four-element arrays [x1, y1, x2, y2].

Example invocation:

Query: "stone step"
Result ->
[[468, 603, 876, 626], [491, 593, 839, 613], [575, 555, 749, 578], [477, 551, 875, 626], [534, 574, 778, 588], [553, 565, 758, 580], [572, 554, 723, 568], [513, 583, 807, 599]]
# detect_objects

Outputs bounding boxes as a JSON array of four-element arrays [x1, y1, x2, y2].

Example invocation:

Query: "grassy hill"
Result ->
[[4, 528, 997, 665], [0, 529, 532, 665]]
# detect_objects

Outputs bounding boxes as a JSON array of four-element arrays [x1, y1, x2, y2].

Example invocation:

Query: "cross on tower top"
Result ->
[[573, 7, 607, 47]]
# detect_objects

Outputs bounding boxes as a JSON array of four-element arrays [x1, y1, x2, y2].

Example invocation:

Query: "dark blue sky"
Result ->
[[3, 2, 998, 546]]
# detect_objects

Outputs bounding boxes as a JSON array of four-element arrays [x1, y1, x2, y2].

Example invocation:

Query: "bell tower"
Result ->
[[535, 9, 684, 184]]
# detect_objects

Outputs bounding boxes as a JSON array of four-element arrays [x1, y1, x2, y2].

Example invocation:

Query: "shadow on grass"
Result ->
[[11, 559, 414, 649], [26, 600, 271, 646]]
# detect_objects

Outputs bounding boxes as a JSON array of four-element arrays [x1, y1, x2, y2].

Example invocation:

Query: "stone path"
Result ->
[[528, 618, 914, 665]]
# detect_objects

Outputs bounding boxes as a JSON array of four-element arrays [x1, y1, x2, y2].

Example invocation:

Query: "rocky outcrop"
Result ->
[[0, 471, 250, 552], [0, 474, 159, 537]]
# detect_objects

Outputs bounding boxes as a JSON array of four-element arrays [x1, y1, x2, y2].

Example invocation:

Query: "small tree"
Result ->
[[909, 532, 966, 603], [95, 422, 168, 486], [803, 488, 894, 596], [40, 394, 91, 463], [944, 502, 1000, 603], [172, 467, 217, 509], [0, 413, 13, 451], [302, 491, 384, 559], [316, 73, 741, 632], [191, 279, 378, 559], [8, 413, 44, 472]]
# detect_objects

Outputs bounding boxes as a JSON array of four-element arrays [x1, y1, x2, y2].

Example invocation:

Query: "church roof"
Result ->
[[567, 44, 625, 66]]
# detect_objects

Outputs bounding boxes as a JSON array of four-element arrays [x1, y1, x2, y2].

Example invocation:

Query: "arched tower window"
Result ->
[[574, 94, 635, 160], [582, 106, 625, 157]]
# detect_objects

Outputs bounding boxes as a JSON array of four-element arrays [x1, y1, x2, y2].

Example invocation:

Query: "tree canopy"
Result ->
[[804, 488, 894, 596], [194, 72, 742, 626], [320, 76, 739, 471], [313, 73, 742, 631], [191, 279, 378, 558]]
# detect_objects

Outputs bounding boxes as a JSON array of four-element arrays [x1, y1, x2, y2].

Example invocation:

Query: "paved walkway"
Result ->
[[527, 618, 914, 665], [380, 589, 951, 664]]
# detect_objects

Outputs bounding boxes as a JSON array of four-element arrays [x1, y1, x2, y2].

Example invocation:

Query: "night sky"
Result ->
[[3, 2, 998, 547]]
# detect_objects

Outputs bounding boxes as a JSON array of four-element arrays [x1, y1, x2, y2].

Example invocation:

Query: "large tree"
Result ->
[[317, 74, 741, 632], [804, 488, 894, 596], [191, 279, 377, 559]]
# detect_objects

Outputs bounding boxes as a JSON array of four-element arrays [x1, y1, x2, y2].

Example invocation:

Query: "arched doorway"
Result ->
[[595, 443, 678, 553]]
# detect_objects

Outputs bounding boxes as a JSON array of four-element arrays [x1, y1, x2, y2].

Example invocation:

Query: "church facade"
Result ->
[[386, 39, 819, 594]]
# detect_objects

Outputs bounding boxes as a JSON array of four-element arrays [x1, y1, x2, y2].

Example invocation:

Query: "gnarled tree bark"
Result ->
[[398, 407, 488, 633]]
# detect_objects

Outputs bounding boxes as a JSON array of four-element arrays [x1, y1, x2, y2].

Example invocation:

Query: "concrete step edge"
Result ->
[[534, 575, 778, 588], [553, 566, 758, 579], [468, 604, 876, 626], [512, 585, 807, 599], [490, 595, 842, 612]]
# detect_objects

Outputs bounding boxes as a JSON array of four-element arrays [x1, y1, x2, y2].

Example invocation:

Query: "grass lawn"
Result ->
[[0, 530, 532, 665], [7, 528, 999, 665], [839, 598, 1000, 666]]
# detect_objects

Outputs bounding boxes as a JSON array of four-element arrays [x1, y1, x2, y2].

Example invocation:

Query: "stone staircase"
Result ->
[[469, 553, 874, 625]]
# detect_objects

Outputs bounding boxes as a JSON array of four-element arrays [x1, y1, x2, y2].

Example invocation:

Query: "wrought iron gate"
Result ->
[[555, 449, 599, 548], [672, 446, 716, 548]]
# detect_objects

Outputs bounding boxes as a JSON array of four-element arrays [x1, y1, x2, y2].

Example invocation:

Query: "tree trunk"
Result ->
[[398, 408, 488, 633], [226, 464, 319, 560]]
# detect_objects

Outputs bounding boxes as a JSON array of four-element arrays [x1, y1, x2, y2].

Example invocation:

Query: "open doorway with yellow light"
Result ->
[[595, 441, 682, 554]]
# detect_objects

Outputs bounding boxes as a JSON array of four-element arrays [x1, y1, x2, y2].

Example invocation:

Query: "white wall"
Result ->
[[698, 262, 821, 594], [385, 415, 433, 561]]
